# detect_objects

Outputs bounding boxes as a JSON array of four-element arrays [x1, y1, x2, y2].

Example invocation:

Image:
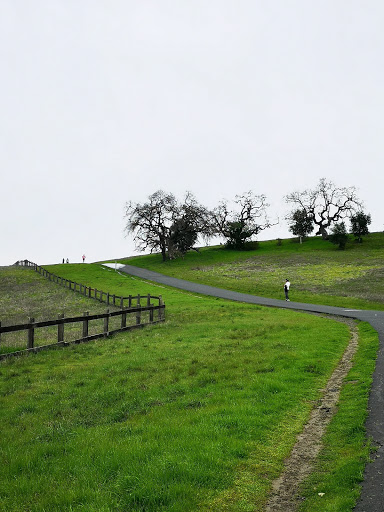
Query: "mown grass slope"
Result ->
[[0, 243, 379, 511]]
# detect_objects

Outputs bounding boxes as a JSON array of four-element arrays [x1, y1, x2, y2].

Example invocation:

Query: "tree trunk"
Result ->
[[316, 225, 329, 239], [159, 230, 168, 261], [161, 244, 167, 261]]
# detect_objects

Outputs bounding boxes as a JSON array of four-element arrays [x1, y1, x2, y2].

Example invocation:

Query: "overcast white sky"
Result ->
[[1, 1, 383, 265]]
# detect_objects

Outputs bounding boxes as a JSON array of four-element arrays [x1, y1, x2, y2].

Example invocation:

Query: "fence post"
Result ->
[[136, 295, 141, 325], [129, 295, 132, 308], [28, 317, 35, 349], [58, 314, 64, 343], [88, 287, 92, 298], [104, 309, 110, 337], [83, 312, 89, 339], [159, 296, 164, 321], [121, 309, 127, 329], [106, 293, 110, 305], [120, 297, 124, 309], [112, 294, 116, 306], [148, 295, 154, 322]]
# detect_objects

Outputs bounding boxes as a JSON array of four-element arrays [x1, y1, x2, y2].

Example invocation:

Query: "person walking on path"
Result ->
[[284, 279, 290, 301]]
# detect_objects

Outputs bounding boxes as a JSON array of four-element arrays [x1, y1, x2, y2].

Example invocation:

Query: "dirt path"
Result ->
[[265, 318, 359, 511], [118, 264, 384, 511]]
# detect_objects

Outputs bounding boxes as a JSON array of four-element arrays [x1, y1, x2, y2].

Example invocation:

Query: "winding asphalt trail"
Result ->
[[120, 264, 384, 511]]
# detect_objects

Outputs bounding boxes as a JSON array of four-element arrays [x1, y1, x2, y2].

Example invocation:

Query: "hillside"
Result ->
[[0, 250, 379, 511], [119, 232, 384, 310], [0, 265, 120, 326]]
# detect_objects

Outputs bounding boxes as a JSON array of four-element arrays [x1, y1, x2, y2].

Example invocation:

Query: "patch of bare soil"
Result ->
[[265, 317, 359, 512]]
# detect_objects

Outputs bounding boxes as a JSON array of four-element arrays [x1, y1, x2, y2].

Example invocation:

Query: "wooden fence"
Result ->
[[13, 259, 161, 309], [0, 260, 166, 359]]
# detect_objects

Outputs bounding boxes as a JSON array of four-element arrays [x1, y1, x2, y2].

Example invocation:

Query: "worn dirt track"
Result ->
[[118, 264, 384, 511], [265, 319, 358, 511]]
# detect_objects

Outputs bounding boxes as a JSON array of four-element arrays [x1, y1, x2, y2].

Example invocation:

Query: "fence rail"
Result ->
[[1, 260, 166, 359], [14, 259, 162, 309]]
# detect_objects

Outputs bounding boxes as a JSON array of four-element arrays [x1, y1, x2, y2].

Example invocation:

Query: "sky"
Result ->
[[1, 1, 383, 266]]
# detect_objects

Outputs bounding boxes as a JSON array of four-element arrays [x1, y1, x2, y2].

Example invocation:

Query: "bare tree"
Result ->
[[211, 191, 273, 249], [125, 190, 177, 261], [124, 190, 211, 261], [285, 178, 362, 239]]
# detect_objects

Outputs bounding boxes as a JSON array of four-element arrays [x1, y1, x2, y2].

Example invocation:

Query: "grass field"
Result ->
[[0, 235, 381, 511], [0, 266, 121, 354], [121, 232, 384, 311]]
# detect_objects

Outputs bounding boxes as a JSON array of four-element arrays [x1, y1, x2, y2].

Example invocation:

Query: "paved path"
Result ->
[[120, 264, 384, 511]]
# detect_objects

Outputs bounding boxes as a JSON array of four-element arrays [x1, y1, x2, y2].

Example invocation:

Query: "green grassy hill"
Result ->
[[120, 232, 384, 310], [0, 235, 381, 511]]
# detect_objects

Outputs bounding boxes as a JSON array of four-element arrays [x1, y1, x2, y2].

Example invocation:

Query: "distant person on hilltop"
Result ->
[[66, 258, 69, 264], [284, 279, 290, 301], [82, 254, 86, 263]]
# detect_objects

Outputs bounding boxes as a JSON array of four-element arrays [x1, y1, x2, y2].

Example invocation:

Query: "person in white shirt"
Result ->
[[284, 279, 290, 301]]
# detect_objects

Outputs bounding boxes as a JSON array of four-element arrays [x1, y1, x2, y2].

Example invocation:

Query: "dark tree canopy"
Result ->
[[211, 191, 273, 249], [350, 211, 371, 243], [169, 218, 198, 258], [329, 221, 349, 250], [285, 178, 362, 239], [287, 208, 314, 240]]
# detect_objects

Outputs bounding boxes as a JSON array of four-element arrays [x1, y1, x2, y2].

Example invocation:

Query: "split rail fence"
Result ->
[[0, 260, 165, 360]]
